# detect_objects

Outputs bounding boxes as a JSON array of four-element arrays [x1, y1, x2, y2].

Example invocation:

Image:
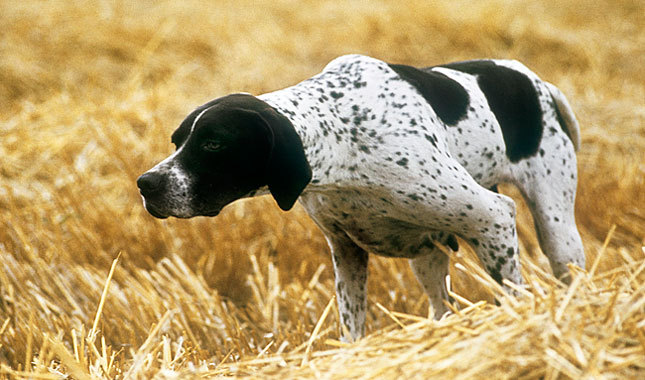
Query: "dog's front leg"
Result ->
[[325, 233, 369, 342]]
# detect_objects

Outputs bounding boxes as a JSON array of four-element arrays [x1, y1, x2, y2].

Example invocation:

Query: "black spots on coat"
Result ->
[[424, 133, 439, 149], [278, 107, 296, 118], [350, 105, 371, 128], [379, 197, 393, 206], [379, 114, 391, 126], [354, 80, 367, 88], [548, 126, 558, 136], [439, 60, 543, 163], [330, 91, 344, 99], [496, 256, 507, 267], [349, 128, 360, 143], [387, 63, 470, 127], [407, 193, 422, 201], [489, 267, 503, 285], [359, 144, 371, 154], [420, 235, 435, 250], [396, 157, 409, 167]]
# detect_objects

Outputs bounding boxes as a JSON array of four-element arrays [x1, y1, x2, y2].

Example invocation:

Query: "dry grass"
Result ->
[[0, 0, 643, 378]]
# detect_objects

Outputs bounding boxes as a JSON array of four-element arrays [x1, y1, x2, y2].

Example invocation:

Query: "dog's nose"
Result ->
[[137, 172, 164, 195]]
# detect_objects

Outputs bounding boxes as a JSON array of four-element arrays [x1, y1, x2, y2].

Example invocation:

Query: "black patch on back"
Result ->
[[439, 60, 543, 163], [387, 63, 469, 126]]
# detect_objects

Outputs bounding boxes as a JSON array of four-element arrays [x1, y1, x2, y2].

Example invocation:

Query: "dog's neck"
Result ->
[[260, 89, 354, 189]]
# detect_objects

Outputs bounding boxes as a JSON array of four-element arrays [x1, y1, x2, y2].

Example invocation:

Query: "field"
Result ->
[[0, 0, 644, 378]]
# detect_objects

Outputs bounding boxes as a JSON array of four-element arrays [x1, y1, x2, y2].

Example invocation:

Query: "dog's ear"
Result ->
[[258, 105, 312, 211]]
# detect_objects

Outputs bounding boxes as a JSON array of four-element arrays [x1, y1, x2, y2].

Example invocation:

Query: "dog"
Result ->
[[137, 54, 585, 340]]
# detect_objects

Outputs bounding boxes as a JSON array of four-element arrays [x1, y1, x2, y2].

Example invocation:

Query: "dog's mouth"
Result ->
[[142, 200, 222, 219], [203, 209, 221, 217], [143, 203, 170, 219]]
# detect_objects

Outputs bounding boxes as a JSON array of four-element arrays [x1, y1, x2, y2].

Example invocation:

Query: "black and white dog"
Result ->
[[137, 55, 585, 340]]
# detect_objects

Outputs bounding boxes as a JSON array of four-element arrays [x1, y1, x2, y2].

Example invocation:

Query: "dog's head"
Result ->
[[137, 94, 311, 219]]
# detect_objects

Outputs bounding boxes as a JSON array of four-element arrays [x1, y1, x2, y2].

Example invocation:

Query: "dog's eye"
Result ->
[[202, 141, 223, 152]]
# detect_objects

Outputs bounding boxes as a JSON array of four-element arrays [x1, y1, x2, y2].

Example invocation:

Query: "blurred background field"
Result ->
[[0, 0, 643, 378]]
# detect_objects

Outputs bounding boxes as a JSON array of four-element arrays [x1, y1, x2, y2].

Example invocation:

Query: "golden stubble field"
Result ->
[[0, 0, 643, 378]]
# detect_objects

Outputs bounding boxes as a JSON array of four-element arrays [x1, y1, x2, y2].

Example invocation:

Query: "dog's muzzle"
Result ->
[[137, 172, 165, 197], [137, 172, 170, 219]]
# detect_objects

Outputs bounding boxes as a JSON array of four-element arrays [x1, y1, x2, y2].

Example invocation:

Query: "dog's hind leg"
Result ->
[[515, 166, 585, 284]]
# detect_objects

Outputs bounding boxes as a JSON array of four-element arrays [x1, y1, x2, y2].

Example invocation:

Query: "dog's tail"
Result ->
[[546, 82, 581, 152]]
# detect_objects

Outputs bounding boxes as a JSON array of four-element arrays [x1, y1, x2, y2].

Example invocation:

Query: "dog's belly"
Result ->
[[300, 192, 452, 258], [341, 217, 452, 258]]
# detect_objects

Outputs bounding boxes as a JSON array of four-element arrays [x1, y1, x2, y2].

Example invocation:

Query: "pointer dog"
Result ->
[[138, 55, 585, 340]]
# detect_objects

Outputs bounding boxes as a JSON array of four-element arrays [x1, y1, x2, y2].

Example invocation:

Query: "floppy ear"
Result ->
[[259, 105, 312, 211]]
